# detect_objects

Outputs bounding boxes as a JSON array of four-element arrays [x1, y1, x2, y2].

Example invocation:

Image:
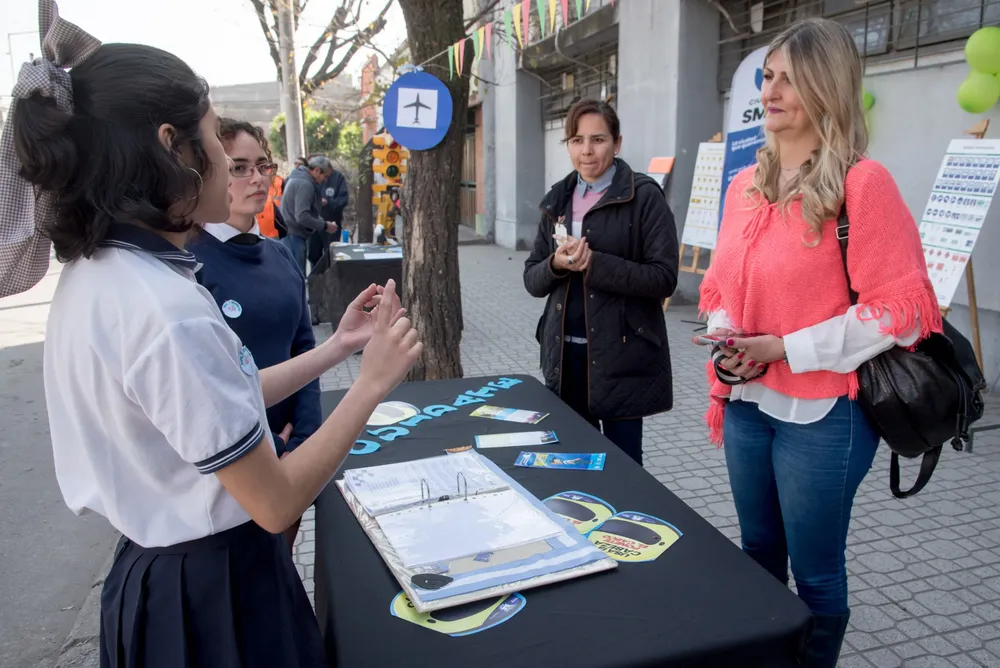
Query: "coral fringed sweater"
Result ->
[[698, 160, 942, 445]]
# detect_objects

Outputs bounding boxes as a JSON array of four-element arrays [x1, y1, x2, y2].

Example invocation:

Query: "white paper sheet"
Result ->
[[343, 451, 507, 516], [376, 489, 563, 568], [475, 431, 558, 449]]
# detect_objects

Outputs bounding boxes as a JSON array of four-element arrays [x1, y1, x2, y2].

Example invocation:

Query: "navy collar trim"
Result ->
[[100, 223, 199, 270]]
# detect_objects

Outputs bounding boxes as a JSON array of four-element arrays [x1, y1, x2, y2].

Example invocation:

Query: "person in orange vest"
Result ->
[[255, 172, 285, 238]]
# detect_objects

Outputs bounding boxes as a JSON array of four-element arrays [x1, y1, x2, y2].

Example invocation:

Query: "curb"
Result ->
[[54, 540, 117, 668]]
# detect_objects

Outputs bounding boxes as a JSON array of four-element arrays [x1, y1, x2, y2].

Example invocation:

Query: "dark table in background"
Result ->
[[315, 375, 812, 668], [307, 244, 402, 325]]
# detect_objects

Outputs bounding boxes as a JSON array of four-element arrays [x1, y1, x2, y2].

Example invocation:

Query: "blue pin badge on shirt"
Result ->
[[239, 345, 256, 376], [221, 299, 242, 319]]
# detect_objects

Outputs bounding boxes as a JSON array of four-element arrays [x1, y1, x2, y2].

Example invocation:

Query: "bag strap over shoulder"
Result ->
[[835, 205, 860, 307], [835, 197, 942, 500]]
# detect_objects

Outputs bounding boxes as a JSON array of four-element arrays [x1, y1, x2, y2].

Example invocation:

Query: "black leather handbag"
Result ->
[[836, 205, 986, 498]]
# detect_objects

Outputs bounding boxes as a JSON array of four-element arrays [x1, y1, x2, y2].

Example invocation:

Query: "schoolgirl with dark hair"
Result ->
[[1, 3, 422, 666]]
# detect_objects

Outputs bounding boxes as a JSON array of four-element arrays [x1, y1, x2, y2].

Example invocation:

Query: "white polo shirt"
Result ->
[[44, 223, 272, 547]]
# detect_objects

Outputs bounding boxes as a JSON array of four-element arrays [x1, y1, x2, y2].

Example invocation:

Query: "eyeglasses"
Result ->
[[229, 162, 278, 179]]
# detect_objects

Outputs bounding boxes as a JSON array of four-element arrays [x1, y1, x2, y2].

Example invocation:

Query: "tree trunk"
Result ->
[[356, 140, 375, 243], [397, 0, 470, 381]]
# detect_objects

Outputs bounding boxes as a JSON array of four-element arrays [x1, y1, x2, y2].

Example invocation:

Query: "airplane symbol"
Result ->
[[404, 94, 431, 125]]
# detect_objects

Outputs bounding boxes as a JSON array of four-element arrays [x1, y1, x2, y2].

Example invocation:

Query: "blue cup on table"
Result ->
[[341, 229, 350, 243]]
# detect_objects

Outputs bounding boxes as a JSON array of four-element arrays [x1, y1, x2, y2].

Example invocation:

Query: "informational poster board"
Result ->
[[918, 138, 1000, 307], [719, 46, 768, 226], [680, 142, 726, 250]]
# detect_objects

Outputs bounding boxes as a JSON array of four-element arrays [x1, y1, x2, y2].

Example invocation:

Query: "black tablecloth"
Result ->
[[307, 245, 402, 325], [314, 375, 812, 667]]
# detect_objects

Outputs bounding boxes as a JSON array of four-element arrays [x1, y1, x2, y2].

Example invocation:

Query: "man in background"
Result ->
[[308, 161, 350, 266], [279, 155, 336, 274]]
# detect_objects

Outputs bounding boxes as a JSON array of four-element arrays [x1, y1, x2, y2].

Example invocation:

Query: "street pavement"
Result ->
[[10, 242, 1000, 667], [302, 243, 1000, 668], [0, 262, 118, 668]]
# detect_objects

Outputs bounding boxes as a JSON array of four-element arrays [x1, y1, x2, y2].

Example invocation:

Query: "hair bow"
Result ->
[[0, 0, 100, 298]]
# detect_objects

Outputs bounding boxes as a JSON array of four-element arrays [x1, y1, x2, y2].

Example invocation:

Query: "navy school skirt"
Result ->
[[100, 521, 327, 668]]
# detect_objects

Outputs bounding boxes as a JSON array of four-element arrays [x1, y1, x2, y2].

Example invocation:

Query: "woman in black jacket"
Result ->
[[524, 99, 679, 466]]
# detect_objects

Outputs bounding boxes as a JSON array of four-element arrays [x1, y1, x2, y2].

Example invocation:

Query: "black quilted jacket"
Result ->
[[524, 159, 679, 420]]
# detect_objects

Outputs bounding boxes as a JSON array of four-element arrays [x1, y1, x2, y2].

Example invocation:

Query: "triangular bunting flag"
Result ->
[[485, 22, 493, 60], [586, 0, 592, 11], [475, 26, 485, 64], [549, 0, 557, 31], [447, 45, 454, 79], [504, 9, 515, 48], [521, 0, 531, 45], [457, 38, 466, 76], [537, 0, 546, 38], [576, 0, 583, 19], [609, 0, 615, 5], [561, 0, 570, 26], [513, 3, 523, 47]]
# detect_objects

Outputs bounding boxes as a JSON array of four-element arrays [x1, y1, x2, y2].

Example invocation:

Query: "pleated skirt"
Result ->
[[99, 521, 327, 668]]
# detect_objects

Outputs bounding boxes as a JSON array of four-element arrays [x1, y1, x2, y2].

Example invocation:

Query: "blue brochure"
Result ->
[[514, 452, 606, 471]]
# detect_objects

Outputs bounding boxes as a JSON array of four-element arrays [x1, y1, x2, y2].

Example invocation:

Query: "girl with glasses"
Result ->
[[188, 119, 318, 552]]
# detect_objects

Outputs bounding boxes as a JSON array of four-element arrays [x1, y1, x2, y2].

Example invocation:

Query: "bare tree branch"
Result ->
[[301, 0, 394, 98], [299, 6, 347, 84], [249, 0, 282, 81], [248, 0, 393, 101], [463, 0, 501, 30]]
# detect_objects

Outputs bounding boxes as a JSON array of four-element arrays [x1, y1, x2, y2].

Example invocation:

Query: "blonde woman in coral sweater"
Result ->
[[696, 18, 940, 668]]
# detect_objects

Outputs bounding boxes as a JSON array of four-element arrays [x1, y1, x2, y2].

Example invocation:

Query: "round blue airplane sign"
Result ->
[[382, 71, 453, 151]]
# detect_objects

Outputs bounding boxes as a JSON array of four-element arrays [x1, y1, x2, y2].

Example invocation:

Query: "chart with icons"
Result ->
[[680, 142, 725, 250], [918, 138, 1000, 307]]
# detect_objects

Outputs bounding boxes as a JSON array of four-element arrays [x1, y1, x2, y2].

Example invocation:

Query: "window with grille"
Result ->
[[534, 41, 619, 122], [717, 0, 1000, 92]]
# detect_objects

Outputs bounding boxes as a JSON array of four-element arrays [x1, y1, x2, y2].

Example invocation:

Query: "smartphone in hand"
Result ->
[[693, 334, 727, 346]]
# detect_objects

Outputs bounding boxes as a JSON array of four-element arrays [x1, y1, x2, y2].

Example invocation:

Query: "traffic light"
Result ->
[[372, 132, 408, 186]]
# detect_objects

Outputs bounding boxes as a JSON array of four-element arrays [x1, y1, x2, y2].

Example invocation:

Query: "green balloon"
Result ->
[[966, 26, 1000, 74], [862, 89, 875, 111], [957, 71, 1000, 113]]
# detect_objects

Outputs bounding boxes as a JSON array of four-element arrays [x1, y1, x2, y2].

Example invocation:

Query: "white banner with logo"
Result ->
[[718, 47, 768, 226]]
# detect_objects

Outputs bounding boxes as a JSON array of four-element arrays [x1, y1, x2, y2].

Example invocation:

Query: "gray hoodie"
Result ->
[[279, 166, 326, 238]]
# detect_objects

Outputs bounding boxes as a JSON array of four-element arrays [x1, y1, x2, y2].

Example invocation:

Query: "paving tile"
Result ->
[[862, 648, 903, 667]]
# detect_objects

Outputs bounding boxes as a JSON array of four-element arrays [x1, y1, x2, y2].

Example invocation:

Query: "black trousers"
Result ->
[[559, 341, 644, 466]]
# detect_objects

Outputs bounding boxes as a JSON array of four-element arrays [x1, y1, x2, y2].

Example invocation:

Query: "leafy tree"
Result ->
[[335, 120, 365, 173], [269, 107, 342, 160]]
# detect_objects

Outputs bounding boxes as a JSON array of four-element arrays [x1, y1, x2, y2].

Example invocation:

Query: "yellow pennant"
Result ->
[[513, 2, 524, 47]]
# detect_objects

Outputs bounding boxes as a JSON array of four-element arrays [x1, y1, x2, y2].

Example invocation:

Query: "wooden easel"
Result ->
[[663, 132, 723, 312], [939, 119, 988, 372]]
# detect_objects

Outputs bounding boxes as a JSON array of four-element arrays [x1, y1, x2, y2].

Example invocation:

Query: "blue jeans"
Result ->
[[723, 397, 879, 615], [281, 234, 308, 275]]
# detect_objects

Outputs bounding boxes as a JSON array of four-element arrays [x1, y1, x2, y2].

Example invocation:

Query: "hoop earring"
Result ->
[[186, 167, 204, 200]]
